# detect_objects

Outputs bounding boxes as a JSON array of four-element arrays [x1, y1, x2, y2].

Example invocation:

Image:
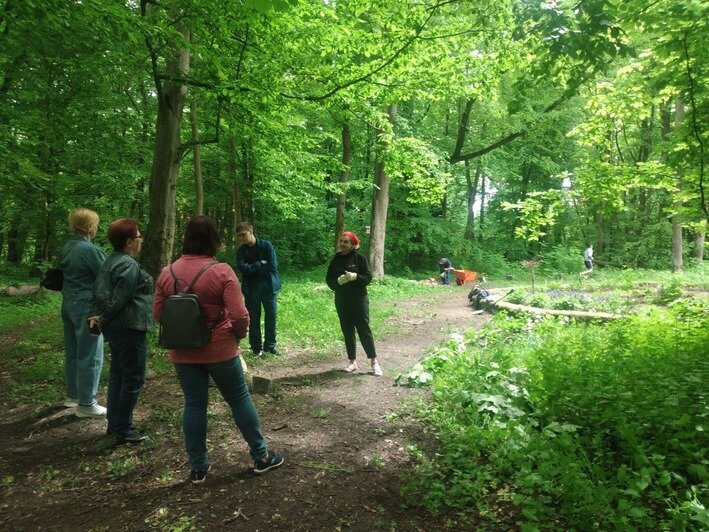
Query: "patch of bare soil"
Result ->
[[0, 286, 491, 531]]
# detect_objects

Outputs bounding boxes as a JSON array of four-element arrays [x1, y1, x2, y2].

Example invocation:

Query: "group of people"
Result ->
[[438, 243, 595, 285], [58, 208, 382, 483]]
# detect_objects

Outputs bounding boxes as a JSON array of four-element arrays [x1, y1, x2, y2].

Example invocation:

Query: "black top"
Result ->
[[326, 250, 373, 299]]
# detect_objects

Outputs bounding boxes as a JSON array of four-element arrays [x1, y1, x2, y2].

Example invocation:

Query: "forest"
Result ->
[[1, 0, 708, 530], [1, 0, 706, 279]]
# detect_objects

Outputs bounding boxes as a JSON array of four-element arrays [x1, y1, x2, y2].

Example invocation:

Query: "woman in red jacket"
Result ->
[[153, 216, 283, 483]]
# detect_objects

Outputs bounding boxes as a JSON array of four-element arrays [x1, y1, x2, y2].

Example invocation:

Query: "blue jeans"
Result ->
[[61, 297, 104, 406], [245, 286, 277, 352], [174, 357, 267, 469], [103, 326, 146, 437]]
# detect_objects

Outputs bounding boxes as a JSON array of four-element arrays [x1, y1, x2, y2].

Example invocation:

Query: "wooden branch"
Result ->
[[156, 74, 217, 89], [178, 98, 221, 161], [280, 4, 440, 102], [450, 98, 475, 162], [450, 68, 596, 164], [235, 25, 249, 79]]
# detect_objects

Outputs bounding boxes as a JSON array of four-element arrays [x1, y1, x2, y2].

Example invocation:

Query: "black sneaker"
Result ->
[[263, 349, 282, 356], [115, 430, 148, 445], [189, 464, 211, 484], [253, 451, 284, 474]]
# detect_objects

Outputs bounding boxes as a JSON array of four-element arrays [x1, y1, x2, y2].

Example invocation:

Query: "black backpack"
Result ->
[[158, 261, 222, 349]]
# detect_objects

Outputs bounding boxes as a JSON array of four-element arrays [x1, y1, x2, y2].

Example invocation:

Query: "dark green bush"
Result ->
[[405, 302, 709, 529]]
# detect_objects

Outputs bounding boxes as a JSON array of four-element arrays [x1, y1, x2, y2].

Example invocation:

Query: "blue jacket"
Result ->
[[235, 237, 281, 297], [92, 251, 154, 331], [59, 235, 107, 300]]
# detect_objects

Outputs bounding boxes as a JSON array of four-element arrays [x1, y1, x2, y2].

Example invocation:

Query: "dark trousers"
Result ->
[[244, 283, 277, 353], [173, 358, 266, 469], [103, 326, 147, 437], [335, 295, 377, 360]]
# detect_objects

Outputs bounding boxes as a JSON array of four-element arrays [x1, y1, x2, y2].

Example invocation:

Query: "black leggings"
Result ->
[[335, 295, 377, 360]]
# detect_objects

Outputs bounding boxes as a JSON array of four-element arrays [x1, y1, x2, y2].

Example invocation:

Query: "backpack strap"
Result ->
[[168, 261, 218, 294], [186, 261, 219, 292], [179, 261, 224, 328]]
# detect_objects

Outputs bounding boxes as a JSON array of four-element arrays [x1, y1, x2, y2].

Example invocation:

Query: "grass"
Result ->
[[0, 272, 439, 409]]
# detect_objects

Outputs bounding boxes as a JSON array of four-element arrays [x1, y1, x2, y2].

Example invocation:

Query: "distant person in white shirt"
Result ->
[[580, 244, 594, 278]]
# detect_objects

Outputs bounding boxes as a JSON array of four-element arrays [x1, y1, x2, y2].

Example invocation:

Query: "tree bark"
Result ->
[[478, 174, 486, 244], [335, 121, 352, 248], [229, 136, 243, 238], [695, 221, 706, 261], [142, 25, 190, 278], [464, 160, 480, 240], [671, 96, 685, 272], [6, 214, 26, 264], [368, 105, 396, 279], [597, 205, 605, 256], [190, 98, 204, 216]]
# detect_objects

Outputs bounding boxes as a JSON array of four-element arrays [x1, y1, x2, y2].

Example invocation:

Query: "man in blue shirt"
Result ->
[[235, 222, 282, 356]]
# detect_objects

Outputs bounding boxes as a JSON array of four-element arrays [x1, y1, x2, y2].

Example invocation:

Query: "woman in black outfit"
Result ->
[[326, 231, 382, 376]]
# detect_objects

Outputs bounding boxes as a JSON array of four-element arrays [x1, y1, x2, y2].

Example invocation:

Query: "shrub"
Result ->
[[538, 245, 583, 276], [405, 302, 709, 529]]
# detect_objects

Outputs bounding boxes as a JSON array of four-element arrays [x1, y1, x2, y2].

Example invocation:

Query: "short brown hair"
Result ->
[[108, 218, 140, 251], [68, 208, 99, 235], [235, 221, 253, 234]]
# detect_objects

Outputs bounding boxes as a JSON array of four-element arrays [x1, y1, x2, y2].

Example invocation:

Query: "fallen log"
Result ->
[[492, 300, 623, 322]]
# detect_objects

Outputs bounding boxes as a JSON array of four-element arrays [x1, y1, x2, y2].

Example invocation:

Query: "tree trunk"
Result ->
[[464, 160, 480, 240], [671, 96, 685, 272], [6, 214, 26, 264], [229, 136, 243, 238], [597, 204, 605, 256], [478, 174, 486, 244], [142, 25, 190, 278], [368, 105, 396, 279], [190, 99, 204, 216], [695, 221, 706, 261], [239, 141, 254, 222], [335, 121, 352, 248]]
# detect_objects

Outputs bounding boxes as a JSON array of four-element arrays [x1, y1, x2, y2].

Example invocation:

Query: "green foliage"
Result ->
[[538, 245, 584, 276], [654, 277, 683, 304], [405, 302, 709, 528]]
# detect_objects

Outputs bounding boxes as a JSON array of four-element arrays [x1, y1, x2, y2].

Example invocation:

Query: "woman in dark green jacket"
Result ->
[[90, 218, 153, 444], [326, 231, 382, 376]]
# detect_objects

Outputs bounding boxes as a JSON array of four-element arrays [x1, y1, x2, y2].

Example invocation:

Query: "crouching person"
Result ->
[[153, 216, 284, 484]]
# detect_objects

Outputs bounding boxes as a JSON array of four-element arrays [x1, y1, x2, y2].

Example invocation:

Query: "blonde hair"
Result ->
[[68, 208, 99, 235]]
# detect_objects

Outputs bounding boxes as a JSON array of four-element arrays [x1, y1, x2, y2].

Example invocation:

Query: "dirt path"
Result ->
[[0, 288, 490, 531]]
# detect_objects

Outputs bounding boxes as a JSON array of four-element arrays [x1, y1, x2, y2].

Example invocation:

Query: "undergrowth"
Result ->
[[403, 301, 709, 529]]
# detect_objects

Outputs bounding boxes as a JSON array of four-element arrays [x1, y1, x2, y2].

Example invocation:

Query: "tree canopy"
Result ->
[[1, 0, 706, 275]]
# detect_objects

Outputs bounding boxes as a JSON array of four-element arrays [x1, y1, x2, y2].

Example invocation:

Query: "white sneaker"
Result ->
[[76, 403, 107, 418], [345, 360, 358, 373], [372, 360, 383, 377], [63, 398, 78, 408]]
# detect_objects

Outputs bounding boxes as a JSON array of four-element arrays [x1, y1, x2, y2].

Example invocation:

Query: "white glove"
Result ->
[[345, 271, 357, 281], [337, 274, 348, 285]]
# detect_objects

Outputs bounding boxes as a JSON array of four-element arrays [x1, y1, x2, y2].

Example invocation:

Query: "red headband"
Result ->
[[340, 231, 360, 247]]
